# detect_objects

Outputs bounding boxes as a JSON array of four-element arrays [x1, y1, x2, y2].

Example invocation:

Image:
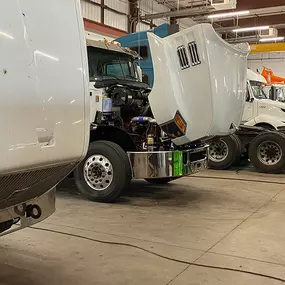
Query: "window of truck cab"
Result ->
[[87, 46, 138, 81], [129, 46, 148, 60], [249, 80, 267, 100]]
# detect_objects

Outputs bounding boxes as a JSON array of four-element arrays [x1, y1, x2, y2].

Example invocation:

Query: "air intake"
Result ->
[[188, 42, 201, 66], [177, 46, 190, 70]]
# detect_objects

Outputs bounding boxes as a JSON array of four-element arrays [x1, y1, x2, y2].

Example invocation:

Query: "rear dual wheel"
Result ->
[[249, 131, 285, 174]]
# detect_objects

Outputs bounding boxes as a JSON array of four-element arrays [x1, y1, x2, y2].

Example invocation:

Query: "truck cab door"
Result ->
[[242, 82, 255, 122]]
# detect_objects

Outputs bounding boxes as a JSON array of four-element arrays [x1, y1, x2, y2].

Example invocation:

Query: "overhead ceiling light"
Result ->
[[233, 26, 269, 33], [208, 10, 249, 19], [260, 37, 285, 42]]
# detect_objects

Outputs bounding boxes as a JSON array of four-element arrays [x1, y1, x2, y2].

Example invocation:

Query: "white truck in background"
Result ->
[[73, 24, 249, 203], [243, 69, 285, 130], [0, 0, 89, 236], [209, 69, 285, 173]]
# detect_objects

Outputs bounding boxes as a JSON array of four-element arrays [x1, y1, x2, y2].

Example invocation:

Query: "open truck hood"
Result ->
[[147, 24, 249, 145]]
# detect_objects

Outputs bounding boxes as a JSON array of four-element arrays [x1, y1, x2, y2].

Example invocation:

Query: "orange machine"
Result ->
[[261, 67, 285, 84]]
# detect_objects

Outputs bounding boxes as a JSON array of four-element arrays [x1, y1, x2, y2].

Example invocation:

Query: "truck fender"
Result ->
[[253, 115, 285, 129]]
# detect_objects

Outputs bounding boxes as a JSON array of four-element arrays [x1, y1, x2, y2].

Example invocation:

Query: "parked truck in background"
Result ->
[[0, 0, 89, 236], [261, 67, 285, 102], [73, 24, 249, 203], [208, 69, 285, 173]]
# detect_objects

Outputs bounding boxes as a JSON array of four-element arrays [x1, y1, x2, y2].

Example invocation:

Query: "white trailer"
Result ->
[[0, 0, 89, 236]]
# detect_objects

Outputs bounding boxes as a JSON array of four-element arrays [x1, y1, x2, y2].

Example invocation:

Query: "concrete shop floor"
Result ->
[[1, 170, 285, 285]]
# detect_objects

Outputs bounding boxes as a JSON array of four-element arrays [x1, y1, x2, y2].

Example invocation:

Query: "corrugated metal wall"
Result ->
[[104, 0, 129, 31], [81, 0, 101, 23], [81, 0, 128, 32], [81, 0, 192, 34]]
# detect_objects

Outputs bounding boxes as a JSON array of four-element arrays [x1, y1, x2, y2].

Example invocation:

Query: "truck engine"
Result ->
[[88, 42, 204, 154], [96, 82, 175, 152]]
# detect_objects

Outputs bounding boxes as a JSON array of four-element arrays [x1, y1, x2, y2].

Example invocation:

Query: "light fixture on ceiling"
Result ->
[[260, 37, 285, 42], [208, 10, 249, 19], [233, 26, 270, 33]]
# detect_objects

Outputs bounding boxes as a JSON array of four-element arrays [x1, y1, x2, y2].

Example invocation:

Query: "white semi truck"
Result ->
[[0, 0, 89, 236], [243, 69, 285, 130], [209, 69, 285, 173], [73, 24, 249, 203]]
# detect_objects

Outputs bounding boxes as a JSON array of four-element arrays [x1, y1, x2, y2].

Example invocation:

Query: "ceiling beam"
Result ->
[[143, 3, 285, 21], [216, 14, 285, 28], [141, 6, 214, 20], [215, 23, 285, 33], [236, 0, 285, 10], [191, 5, 285, 22], [226, 28, 285, 43]]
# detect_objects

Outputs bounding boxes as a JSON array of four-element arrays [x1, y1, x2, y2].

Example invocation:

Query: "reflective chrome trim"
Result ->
[[127, 146, 208, 179], [0, 188, 56, 237]]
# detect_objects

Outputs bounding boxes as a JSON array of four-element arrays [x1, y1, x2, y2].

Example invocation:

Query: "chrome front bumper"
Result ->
[[127, 145, 208, 179], [0, 188, 55, 237]]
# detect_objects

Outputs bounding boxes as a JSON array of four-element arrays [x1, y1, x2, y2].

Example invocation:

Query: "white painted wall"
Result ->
[[248, 52, 285, 77]]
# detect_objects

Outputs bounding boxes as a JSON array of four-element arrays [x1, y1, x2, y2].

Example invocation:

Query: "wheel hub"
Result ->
[[209, 140, 229, 162], [257, 141, 282, 166], [83, 155, 113, 191]]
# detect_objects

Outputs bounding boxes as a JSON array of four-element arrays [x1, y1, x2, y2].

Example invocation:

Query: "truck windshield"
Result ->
[[88, 47, 138, 81], [250, 80, 267, 99]]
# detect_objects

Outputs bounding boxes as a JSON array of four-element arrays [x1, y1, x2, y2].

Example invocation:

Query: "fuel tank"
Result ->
[[148, 23, 249, 145]]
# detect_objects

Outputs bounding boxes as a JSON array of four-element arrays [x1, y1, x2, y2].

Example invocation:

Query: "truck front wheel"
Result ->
[[249, 132, 285, 174], [74, 141, 132, 203]]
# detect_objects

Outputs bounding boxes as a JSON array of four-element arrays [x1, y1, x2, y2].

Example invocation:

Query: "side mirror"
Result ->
[[94, 80, 105, 89], [250, 97, 254, 103]]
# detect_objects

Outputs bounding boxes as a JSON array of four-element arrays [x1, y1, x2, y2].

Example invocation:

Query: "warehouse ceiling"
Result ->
[[141, 0, 285, 43]]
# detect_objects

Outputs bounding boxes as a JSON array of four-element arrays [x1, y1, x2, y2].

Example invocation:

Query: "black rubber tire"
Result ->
[[248, 131, 285, 174], [74, 140, 132, 202], [208, 134, 242, 170], [145, 178, 177, 184]]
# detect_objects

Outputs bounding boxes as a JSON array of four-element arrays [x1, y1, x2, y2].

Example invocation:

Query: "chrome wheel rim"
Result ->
[[83, 155, 113, 191], [257, 141, 282, 166], [209, 140, 229, 162]]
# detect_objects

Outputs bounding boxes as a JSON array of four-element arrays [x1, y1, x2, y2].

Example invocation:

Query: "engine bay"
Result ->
[[87, 44, 205, 153], [92, 81, 173, 152], [92, 81, 206, 154]]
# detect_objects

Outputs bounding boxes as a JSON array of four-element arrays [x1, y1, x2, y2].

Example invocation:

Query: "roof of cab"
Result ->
[[247, 69, 267, 84], [86, 39, 138, 58]]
